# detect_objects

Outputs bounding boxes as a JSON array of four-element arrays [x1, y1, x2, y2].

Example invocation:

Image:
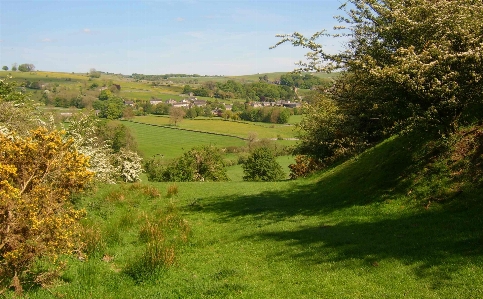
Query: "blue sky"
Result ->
[[0, 0, 345, 76]]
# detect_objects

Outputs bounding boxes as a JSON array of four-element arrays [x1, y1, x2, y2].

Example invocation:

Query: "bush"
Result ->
[[242, 147, 285, 181], [288, 155, 324, 179], [274, 0, 483, 164], [145, 146, 228, 182], [0, 128, 93, 293]]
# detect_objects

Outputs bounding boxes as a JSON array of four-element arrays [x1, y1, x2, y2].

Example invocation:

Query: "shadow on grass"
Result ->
[[194, 133, 483, 286], [199, 134, 420, 220], [254, 208, 483, 282]]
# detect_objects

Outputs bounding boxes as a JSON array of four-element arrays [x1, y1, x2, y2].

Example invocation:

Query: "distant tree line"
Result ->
[[131, 73, 210, 80], [279, 73, 330, 89], [183, 80, 296, 102], [2, 63, 35, 72], [239, 106, 292, 124]]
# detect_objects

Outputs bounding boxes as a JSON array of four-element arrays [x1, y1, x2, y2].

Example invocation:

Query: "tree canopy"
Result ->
[[18, 63, 35, 72], [273, 0, 483, 164]]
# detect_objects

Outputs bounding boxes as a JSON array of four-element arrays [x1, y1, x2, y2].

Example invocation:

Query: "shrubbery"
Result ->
[[242, 147, 285, 181], [288, 155, 324, 179], [145, 146, 228, 182], [67, 113, 143, 183], [273, 0, 483, 174], [0, 128, 93, 293]]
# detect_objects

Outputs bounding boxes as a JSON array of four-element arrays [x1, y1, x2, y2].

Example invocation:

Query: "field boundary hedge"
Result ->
[[123, 120, 248, 140]]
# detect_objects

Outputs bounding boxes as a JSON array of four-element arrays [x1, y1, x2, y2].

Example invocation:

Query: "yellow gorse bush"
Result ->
[[0, 127, 93, 293]]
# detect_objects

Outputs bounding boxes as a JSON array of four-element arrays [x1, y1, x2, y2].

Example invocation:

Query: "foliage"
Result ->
[[97, 121, 138, 153], [0, 128, 93, 293], [272, 0, 483, 164], [0, 77, 54, 135], [296, 95, 366, 164], [2, 66, 8, 71], [280, 73, 325, 89], [98, 89, 112, 101], [89, 68, 101, 78], [288, 155, 324, 179], [145, 146, 228, 182], [184, 80, 296, 101], [242, 147, 285, 181], [239, 106, 292, 124], [114, 148, 144, 183], [169, 107, 186, 126], [95, 97, 124, 119], [67, 113, 143, 183], [18, 63, 35, 72]]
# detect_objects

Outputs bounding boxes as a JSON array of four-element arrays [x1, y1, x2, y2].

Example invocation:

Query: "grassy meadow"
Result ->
[[0, 70, 334, 104], [130, 115, 298, 140], [119, 120, 247, 159], [8, 132, 483, 298], [2, 70, 482, 298]]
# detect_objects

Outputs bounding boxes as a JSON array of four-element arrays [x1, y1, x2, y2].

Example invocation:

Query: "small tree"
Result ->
[[99, 89, 112, 101], [273, 0, 483, 142], [18, 63, 35, 72], [89, 68, 101, 78], [2, 66, 8, 71], [11, 63, 17, 71], [169, 107, 186, 126], [66, 112, 143, 183], [242, 147, 285, 181]]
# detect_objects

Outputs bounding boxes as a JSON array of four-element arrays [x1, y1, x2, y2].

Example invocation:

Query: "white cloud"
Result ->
[[41, 38, 53, 43], [83, 28, 91, 33], [176, 17, 184, 22]]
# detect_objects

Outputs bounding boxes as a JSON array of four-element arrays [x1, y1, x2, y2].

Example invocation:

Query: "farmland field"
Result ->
[[120, 120, 246, 159], [131, 115, 298, 140]]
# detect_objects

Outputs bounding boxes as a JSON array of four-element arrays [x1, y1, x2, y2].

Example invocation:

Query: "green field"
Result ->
[[0, 70, 335, 98], [9, 133, 483, 298], [120, 120, 246, 159], [132, 116, 298, 140], [286, 114, 303, 125]]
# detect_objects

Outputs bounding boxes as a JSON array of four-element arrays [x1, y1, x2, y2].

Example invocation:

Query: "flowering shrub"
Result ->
[[0, 128, 93, 293], [115, 148, 144, 183], [273, 0, 483, 164], [67, 113, 143, 183]]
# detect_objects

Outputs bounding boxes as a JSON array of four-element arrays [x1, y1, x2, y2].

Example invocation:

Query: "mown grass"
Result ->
[[120, 120, 246, 159], [7, 132, 483, 298], [286, 114, 303, 125], [132, 115, 298, 140]]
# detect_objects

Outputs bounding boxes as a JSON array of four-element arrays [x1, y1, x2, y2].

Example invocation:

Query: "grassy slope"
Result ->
[[17, 133, 483, 298], [3, 70, 482, 297]]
